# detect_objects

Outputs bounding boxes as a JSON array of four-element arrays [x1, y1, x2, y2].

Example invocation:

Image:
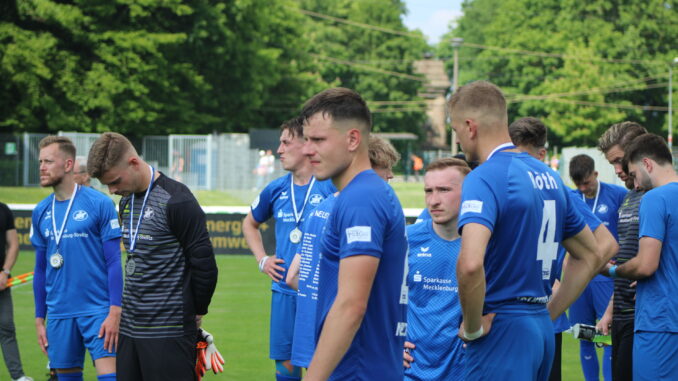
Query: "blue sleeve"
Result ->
[[458, 171, 498, 233], [336, 191, 388, 259], [103, 239, 123, 307], [99, 198, 122, 242], [563, 189, 586, 239], [569, 191, 602, 232], [417, 208, 430, 220], [30, 207, 46, 250], [33, 248, 47, 318], [638, 191, 666, 242], [251, 182, 275, 224]]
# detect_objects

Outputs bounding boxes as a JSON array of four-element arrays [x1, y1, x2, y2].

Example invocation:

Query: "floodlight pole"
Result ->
[[669, 57, 678, 152], [450, 37, 463, 156]]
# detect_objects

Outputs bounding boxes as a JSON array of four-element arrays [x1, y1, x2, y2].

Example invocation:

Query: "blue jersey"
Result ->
[[251, 174, 336, 295], [575, 181, 627, 239], [636, 182, 678, 332], [405, 220, 465, 380], [30, 186, 121, 318], [315, 170, 407, 381], [458, 151, 586, 313], [576, 182, 626, 284], [551, 191, 603, 333], [291, 194, 336, 368]]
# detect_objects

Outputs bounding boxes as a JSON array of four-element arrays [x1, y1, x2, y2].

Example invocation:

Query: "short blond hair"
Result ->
[[87, 132, 135, 178], [425, 157, 471, 176], [368, 136, 400, 170], [39, 136, 76, 159], [448, 80, 507, 127]]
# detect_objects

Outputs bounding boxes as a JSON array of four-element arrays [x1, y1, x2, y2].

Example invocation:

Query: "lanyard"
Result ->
[[51, 184, 79, 248], [582, 180, 601, 213], [291, 176, 316, 226], [129, 165, 155, 253], [486, 142, 517, 161]]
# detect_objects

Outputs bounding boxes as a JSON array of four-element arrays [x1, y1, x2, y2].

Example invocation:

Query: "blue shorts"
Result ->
[[47, 312, 114, 369], [464, 311, 554, 380], [269, 291, 297, 360], [633, 331, 678, 381], [569, 278, 613, 324]]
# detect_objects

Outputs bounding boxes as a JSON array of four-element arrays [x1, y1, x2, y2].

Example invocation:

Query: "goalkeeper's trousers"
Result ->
[[117, 334, 195, 381]]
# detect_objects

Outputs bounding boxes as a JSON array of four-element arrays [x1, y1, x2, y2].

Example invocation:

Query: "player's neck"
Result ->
[[332, 153, 371, 191], [53, 176, 77, 201], [653, 168, 678, 188], [291, 163, 313, 186], [136, 162, 158, 193], [432, 218, 459, 241], [477, 134, 514, 163]]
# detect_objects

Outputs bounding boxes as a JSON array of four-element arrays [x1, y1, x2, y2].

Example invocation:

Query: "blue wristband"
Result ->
[[608, 265, 618, 278]]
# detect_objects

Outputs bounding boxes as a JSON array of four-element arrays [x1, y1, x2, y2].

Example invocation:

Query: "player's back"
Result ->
[[460, 152, 584, 313]]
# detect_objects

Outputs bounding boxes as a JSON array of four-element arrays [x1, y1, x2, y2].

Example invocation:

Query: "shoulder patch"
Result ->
[[461, 200, 483, 215], [110, 219, 120, 230], [251, 195, 260, 210], [346, 226, 371, 244]]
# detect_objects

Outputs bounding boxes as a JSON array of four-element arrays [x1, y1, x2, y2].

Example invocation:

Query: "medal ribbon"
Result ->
[[51, 183, 79, 249], [486, 142, 517, 161], [129, 165, 155, 253], [582, 180, 601, 213], [290, 176, 316, 227]]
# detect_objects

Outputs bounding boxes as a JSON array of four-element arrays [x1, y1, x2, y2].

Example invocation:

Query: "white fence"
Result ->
[[13, 132, 284, 192]]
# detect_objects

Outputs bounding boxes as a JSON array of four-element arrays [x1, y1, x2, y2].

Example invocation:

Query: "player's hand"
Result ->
[[196, 315, 203, 329], [596, 312, 613, 336], [202, 330, 225, 373], [98, 306, 121, 353], [458, 313, 496, 342], [35, 318, 48, 355], [403, 341, 415, 368], [260, 255, 285, 282], [0, 272, 8, 291]]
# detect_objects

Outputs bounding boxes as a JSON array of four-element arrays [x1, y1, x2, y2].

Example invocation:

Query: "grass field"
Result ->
[[1, 182, 424, 208], [0, 185, 604, 380]]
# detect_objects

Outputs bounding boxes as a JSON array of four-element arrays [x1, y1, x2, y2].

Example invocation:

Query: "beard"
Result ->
[[40, 175, 62, 188]]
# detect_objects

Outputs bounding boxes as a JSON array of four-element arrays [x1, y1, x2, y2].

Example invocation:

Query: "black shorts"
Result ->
[[117, 334, 196, 381]]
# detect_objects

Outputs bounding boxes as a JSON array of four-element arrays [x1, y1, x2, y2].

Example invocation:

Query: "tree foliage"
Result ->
[[439, 0, 678, 147], [0, 0, 428, 136]]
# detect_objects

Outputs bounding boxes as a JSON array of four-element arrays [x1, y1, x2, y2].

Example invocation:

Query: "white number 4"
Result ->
[[537, 200, 558, 280]]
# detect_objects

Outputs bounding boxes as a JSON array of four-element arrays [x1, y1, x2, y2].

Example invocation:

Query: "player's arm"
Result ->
[[242, 212, 284, 281], [33, 247, 48, 355], [548, 226, 602, 319], [596, 295, 614, 335], [607, 237, 661, 280], [0, 228, 19, 290], [306, 255, 379, 381], [286, 253, 302, 291], [608, 193, 664, 280], [591, 224, 619, 271], [456, 223, 494, 339], [168, 198, 218, 317], [98, 238, 123, 352]]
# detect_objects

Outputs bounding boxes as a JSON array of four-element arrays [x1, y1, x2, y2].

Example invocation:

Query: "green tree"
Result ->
[[438, 0, 678, 146], [299, 0, 430, 135], [0, 0, 326, 135]]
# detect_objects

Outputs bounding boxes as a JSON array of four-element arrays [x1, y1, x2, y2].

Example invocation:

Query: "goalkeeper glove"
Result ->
[[201, 329, 225, 374]]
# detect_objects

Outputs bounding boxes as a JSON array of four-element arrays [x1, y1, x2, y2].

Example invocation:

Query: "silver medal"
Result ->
[[289, 228, 302, 244], [126, 257, 136, 276], [50, 252, 64, 269]]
